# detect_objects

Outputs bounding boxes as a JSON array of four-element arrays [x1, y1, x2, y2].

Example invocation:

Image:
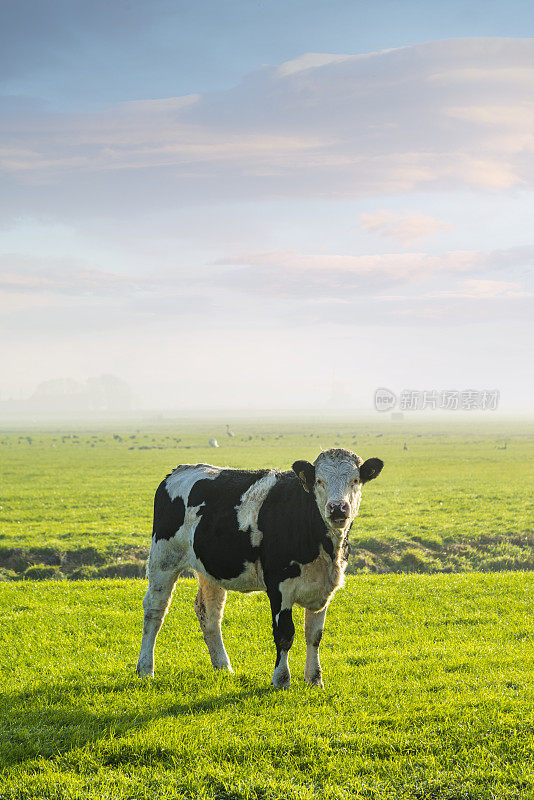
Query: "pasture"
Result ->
[[2, 573, 534, 799], [0, 417, 532, 577], [0, 417, 533, 798]]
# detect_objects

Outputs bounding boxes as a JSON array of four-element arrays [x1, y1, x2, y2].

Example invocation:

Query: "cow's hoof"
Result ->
[[272, 671, 291, 690], [305, 670, 324, 688], [213, 663, 234, 672], [136, 662, 154, 678]]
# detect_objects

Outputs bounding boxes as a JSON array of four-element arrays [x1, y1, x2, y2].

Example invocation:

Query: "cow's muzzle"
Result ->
[[326, 501, 350, 527]]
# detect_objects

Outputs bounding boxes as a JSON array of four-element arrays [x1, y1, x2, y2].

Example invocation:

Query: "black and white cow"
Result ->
[[137, 448, 383, 688]]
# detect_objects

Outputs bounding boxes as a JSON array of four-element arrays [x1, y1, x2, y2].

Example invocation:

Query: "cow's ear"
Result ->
[[360, 458, 384, 484], [292, 460, 315, 493]]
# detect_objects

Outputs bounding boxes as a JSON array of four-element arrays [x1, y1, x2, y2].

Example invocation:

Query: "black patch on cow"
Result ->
[[323, 536, 334, 561], [257, 471, 331, 574], [359, 457, 384, 483], [342, 533, 351, 563], [276, 609, 295, 652], [189, 469, 271, 581], [266, 581, 296, 666], [292, 460, 315, 493], [152, 480, 186, 542]]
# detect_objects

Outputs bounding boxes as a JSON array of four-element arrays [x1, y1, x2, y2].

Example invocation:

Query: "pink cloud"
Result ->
[[360, 210, 454, 244], [427, 279, 531, 299]]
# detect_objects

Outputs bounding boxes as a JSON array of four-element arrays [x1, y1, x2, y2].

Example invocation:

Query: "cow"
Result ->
[[136, 447, 383, 688]]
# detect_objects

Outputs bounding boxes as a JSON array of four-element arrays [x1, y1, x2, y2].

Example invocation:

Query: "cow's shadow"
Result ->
[[1, 669, 273, 769]]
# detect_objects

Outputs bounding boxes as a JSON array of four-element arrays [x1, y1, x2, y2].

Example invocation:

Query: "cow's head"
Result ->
[[292, 448, 383, 536]]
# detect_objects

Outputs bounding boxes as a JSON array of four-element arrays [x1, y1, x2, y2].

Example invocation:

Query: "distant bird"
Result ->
[[226, 425, 235, 438], [209, 438, 220, 448], [403, 442, 409, 451]]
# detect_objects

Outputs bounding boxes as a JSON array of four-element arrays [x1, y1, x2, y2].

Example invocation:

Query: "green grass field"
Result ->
[[2, 573, 534, 799], [1, 418, 533, 797], [0, 418, 532, 577]]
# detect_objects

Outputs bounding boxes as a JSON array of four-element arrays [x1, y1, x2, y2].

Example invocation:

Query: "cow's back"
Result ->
[[152, 463, 222, 543], [152, 464, 277, 588]]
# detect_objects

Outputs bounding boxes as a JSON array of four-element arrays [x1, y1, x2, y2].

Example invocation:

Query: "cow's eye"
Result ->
[[352, 479, 360, 486], [316, 479, 325, 487]]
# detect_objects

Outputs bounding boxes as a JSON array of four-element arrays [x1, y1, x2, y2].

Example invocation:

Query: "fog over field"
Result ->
[[1, 2, 533, 414]]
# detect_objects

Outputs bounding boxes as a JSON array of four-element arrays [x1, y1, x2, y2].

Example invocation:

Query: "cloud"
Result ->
[[212, 248, 488, 297], [0, 255, 138, 296], [276, 52, 353, 76], [427, 279, 531, 299], [1, 37, 534, 219], [0, 251, 277, 334], [2, 239, 532, 337], [360, 210, 454, 244], [211, 245, 534, 325], [0, 255, 151, 322]]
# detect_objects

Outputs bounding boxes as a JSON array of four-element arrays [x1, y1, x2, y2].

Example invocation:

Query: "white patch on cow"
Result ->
[[236, 470, 278, 546], [184, 502, 204, 531], [165, 463, 220, 503], [209, 561, 266, 593], [313, 449, 363, 533], [282, 544, 347, 612], [147, 503, 204, 577]]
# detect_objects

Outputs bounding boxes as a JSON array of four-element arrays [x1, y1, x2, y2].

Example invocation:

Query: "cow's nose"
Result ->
[[326, 501, 350, 519]]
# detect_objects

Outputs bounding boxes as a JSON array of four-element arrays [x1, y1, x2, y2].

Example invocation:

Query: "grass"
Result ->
[[1, 418, 533, 797], [2, 573, 534, 799], [0, 417, 532, 576]]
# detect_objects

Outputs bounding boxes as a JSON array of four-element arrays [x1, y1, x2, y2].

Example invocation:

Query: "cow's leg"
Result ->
[[137, 564, 180, 677], [267, 581, 295, 689], [194, 574, 233, 671], [304, 606, 327, 688]]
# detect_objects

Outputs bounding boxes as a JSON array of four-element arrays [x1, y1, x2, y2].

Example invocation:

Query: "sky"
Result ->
[[1, 0, 533, 412]]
